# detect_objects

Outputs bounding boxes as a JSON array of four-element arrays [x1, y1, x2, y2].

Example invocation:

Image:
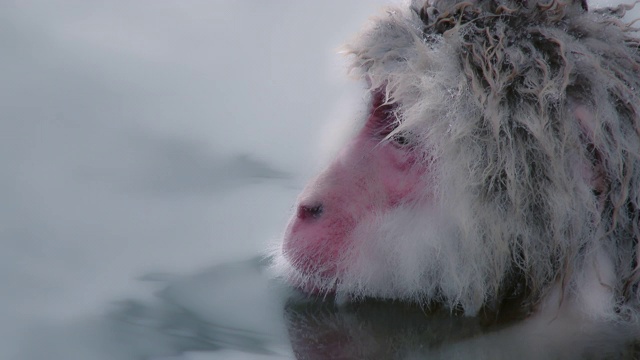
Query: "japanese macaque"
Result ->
[[272, 0, 640, 319]]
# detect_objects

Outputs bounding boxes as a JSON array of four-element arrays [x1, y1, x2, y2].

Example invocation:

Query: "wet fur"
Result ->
[[272, 0, 640, 318]]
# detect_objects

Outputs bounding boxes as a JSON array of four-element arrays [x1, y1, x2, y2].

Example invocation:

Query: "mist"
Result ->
[[1, 1, 386, 359], [3, 1, 637, 359]]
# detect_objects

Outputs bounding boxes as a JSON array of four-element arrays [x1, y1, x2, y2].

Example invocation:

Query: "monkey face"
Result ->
[[282, 90, 432, 295]]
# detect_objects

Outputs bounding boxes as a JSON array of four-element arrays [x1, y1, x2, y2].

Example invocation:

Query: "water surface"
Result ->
[[15, 257, 640, 359]]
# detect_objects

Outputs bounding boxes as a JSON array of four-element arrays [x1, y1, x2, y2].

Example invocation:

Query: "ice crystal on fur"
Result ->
[[271, 0, 640, 319]]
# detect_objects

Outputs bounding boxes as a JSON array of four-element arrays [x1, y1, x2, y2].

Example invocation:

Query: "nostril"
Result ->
[[297, 203, 324, 220]]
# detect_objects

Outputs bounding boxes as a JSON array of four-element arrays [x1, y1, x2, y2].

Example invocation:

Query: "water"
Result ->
[[11, 257, 639, 360]]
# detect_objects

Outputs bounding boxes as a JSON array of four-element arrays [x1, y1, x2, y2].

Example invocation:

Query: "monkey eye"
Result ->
[[391, 132, 411, 146]]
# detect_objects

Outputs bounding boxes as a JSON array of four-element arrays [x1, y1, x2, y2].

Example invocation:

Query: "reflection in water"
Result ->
[[284, 299, 504, 359], [284, 297, 639, 359], [91, 258, 640, 359], [22, 258, 638, 359]]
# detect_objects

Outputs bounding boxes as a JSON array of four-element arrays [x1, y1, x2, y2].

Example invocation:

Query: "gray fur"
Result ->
[[275, 0, 640, 318]]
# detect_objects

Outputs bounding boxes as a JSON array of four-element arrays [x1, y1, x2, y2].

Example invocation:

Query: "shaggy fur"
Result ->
[[272, 0, 640, 318]]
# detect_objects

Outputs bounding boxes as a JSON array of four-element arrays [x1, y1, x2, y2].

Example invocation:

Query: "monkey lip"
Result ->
[[285, 252, 339, 284], [283, 214, 347, 279], [283, 231, 340, 295]]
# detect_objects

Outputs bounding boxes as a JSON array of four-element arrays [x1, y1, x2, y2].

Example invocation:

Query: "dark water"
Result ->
[[16, 257, 640, 360]]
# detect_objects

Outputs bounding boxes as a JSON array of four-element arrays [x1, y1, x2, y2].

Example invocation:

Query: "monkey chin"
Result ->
[[278, 260, 341, 298], [295, 277, 339, 298]]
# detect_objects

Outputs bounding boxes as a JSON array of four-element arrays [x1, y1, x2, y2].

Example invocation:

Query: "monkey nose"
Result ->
[[297, 203, 324, 220]]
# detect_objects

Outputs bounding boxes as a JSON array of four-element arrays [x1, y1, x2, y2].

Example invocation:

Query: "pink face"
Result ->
[[282, 91, 430, 292]]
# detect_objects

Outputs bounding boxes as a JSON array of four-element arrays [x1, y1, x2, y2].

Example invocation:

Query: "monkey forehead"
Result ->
[[344, 0, 640, 139], [342, 0, 640, 230], [344, 4, 460, 103], [345, 5, 468, 140]]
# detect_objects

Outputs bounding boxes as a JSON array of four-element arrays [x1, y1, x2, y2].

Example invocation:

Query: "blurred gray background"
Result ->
[[1, 1, 389, 358]]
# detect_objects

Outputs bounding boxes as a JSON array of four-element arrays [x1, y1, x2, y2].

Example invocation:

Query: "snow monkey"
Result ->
[[272, 0, 640, 319]]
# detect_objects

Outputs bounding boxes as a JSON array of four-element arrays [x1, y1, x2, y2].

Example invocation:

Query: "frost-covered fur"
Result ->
[[272, 0, 640, 318]]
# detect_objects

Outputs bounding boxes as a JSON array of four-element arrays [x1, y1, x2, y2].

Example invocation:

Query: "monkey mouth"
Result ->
[[283, 253, 340, 296]]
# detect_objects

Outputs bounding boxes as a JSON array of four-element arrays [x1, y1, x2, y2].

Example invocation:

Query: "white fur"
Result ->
[[272, 0, 640, 319]]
